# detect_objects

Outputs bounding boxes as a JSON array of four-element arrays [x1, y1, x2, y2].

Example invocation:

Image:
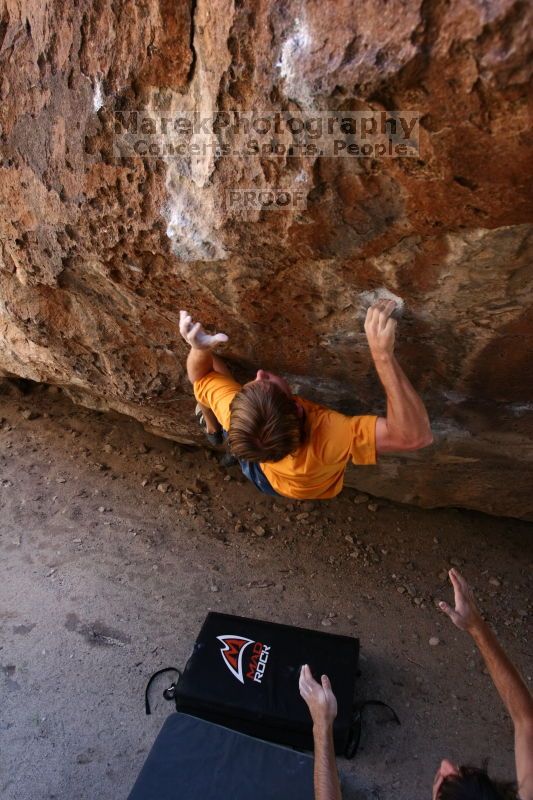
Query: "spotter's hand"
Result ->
[[179, 310, 228, 351], [364, 299, 397, 359], [299, 664, 338, 730], [438, 568, 483, 633]]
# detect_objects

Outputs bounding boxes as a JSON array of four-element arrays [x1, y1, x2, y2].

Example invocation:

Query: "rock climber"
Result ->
[[299, 569, 533, 800], [179, 300, 433, 499]]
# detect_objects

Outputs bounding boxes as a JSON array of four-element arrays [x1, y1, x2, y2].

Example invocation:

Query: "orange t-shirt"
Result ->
[[193, 371, 377, 500]]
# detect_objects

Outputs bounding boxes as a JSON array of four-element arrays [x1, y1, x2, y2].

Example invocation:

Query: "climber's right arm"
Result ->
[[365, 301, 433, 453], [179, 310, 228, 384]]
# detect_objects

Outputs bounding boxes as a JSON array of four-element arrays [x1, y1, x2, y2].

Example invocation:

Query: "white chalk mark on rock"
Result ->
[[507, 402, 533, 416], [92, 78, 104, 112], [358, 288, 405, 319], [276, 17, 314, 107], [164, 196, 226, 262], [277, 17, 311, 75]]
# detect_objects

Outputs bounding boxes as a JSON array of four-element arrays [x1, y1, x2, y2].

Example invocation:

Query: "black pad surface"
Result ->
[[128, 712, 314, 800], [174, 612, 359, 754]]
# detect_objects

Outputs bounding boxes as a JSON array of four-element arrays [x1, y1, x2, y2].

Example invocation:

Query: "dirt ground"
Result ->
[[0, 380, 531, 800]]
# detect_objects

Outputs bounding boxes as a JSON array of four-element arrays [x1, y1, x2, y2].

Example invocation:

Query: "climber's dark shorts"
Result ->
[[239, 460, 279, 496], [222, 430, 279, 496]]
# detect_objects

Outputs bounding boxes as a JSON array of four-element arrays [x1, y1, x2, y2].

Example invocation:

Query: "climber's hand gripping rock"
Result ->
[[179, 310, 228, 351]]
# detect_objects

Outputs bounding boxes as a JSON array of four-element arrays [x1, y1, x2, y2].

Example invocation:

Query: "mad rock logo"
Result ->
[[217, 635, 271, 685]]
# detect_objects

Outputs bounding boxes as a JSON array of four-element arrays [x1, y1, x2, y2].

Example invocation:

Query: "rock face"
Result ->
[[1, 0, 532, 519]]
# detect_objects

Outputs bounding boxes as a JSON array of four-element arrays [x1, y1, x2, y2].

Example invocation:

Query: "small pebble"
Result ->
[[22, 409, 40, 420], [429, 637, 440, 647]]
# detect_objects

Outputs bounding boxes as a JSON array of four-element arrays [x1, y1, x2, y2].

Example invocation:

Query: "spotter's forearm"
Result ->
[[312, 724, 342, 800], [471, 621, 533, 729]]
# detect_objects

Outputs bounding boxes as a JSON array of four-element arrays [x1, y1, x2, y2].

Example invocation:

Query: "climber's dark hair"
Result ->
[[228, 381, 303, 463], [437, 766, 517, 800]]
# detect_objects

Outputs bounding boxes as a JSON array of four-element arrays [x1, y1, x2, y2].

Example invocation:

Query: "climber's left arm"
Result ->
[[179, 310, 229, 383], [364, 301, 433, 454]]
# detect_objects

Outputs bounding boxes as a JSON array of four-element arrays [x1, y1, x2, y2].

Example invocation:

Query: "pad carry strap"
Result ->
[[345, 700, 401, 759], [144, 667, 181, 715]]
